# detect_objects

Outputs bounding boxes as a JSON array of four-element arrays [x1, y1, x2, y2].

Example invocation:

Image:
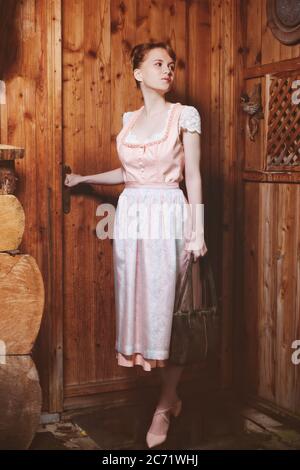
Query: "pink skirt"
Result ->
[[112, 184, 191, 372]]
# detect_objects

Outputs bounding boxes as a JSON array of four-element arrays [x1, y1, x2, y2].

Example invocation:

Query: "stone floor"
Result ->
[[29, 402, 300, 451]]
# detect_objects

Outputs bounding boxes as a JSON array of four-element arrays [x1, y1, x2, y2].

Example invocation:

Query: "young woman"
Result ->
[[64, 41, 208, 448]]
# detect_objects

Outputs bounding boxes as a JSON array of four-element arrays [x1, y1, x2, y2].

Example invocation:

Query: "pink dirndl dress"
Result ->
[[113, 102, 195, 372]]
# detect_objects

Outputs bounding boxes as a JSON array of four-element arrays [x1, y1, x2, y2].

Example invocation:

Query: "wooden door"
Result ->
[[237, 0, 300, 418]]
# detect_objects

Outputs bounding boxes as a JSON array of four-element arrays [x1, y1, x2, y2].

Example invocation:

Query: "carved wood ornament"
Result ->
[[0, 145, 24, 195], [240, 84, 264, 142], [267, 0, 300, 45]]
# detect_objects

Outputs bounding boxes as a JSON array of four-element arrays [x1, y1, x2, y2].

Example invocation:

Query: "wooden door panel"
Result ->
[[243, 182, 300, 413], [62, 0, 124, 399], [241, 2, 300, 416]]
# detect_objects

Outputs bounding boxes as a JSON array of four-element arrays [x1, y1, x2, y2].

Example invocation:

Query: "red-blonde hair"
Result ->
[[130, 42, 176, 89]]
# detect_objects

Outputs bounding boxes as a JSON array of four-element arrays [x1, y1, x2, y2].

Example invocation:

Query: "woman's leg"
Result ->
[[157, 363, 184, 407], [146, 363, 184, 442]]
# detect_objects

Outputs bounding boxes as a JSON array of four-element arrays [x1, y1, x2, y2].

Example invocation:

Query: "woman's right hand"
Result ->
[[64, 173, 84, 187]]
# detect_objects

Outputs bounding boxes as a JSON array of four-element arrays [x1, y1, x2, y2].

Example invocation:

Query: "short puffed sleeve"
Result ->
[[179, 105, 201, 134], [122, 111, 133, 127]]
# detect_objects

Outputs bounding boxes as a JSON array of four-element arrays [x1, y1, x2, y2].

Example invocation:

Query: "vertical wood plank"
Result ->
[[243, 183, 260, 395], [233, 0, 248, 394], [165, 0, 186, 101], [275, 185, 297, 411], [187, 0, 210, 132], [294, 186, 300, 415], [261, 0, 280, 65], [219, 0, 238, 388], [136, 0, 151, 44], [210, 0, 221, 372], [44, 0, 63, 411], [246, 0, 262, 68], [62, 0, 85, 388], [258, 183, 276, 402]]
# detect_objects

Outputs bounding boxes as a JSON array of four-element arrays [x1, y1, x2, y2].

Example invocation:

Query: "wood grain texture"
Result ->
[[0, 253, 44, 354], [0, 0, 21, 81], [246, 0, 300, 70], [243, 184, 300, 417], [0, 195, 25, 250], [0, 0, 63, 412], [243, 182, 260, 396], [232, 0, 248, 396], [210, 0, 241, 389], [210, 0, 222, 349], [258, 183, 276, 403], [0, 356, 42, 449]]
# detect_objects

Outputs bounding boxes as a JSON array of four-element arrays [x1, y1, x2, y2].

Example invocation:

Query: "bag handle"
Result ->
[[174, 254, 193, 312], [174, 253, 218, 313], [191, 254, 218, 313]]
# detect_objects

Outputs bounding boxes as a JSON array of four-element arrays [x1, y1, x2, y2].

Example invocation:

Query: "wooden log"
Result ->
[[0, 144, 24, 160], [0, 356, 41, 449], [0, 195, 25, 250], [0, 254, 44, 354]]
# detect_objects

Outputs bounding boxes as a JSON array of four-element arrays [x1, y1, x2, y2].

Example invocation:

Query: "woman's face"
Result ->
[[134, 48, 176, 93]]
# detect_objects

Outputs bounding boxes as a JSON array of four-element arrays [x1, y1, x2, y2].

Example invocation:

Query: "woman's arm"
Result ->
[[183, 131, 207, 258], [81, 167, 125, 185], [64, 167, 125, 187]]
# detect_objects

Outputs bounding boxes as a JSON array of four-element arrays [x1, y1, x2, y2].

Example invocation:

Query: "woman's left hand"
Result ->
[[191, 239, 208, 262]]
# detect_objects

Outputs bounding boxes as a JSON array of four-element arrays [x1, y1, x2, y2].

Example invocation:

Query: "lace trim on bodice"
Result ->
[[125, 105, 173, 145], [121, 102, 178, 148], [122, 104, 201, 145]]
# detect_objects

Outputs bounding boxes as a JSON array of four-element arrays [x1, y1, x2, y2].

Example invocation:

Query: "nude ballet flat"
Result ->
[[146, 399, 182, 449]]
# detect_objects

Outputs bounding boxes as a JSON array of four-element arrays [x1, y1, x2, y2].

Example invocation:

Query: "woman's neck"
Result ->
[[141, 94, 169, 118]]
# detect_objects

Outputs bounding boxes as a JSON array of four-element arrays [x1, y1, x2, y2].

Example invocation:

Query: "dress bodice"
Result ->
[[116, 102, 201, 184], [123, 104, 201, 145]]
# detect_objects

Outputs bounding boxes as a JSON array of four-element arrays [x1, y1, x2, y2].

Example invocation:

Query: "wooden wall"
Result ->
[[0, 0, 21, 80], [0, 0, 63, 411], [236, 0, 300, 419], [246, 0, 300, 68]]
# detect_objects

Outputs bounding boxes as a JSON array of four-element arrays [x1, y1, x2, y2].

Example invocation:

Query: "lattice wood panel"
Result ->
[[266, 73, 300, 170]]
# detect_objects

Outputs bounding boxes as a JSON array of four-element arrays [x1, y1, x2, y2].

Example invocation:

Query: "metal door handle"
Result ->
[[62, 164, 72, 214]]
